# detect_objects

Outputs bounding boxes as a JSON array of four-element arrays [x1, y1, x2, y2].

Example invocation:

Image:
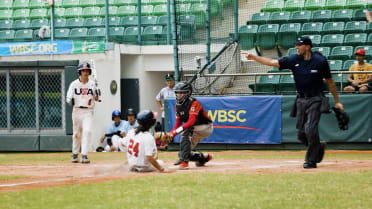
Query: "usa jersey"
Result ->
[[123, 129, 157, 168], [66, 79, 97, 108]]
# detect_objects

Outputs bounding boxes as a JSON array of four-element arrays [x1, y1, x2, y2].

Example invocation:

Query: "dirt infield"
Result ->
[[1, 151, 372, 193]]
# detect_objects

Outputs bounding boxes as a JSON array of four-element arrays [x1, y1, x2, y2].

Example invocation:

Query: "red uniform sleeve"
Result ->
[[181, 101, 202, 130]]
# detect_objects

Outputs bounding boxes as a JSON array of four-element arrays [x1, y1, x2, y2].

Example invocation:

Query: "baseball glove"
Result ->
[[154, 132, 173, 144], [332, 107, 349, 131]]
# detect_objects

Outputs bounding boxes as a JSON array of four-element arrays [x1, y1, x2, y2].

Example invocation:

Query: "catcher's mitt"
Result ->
[[154, 132, 173, 144], [332, 107, 349, 130]]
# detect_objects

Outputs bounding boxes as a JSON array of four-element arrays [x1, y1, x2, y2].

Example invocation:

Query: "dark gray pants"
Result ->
[[296, 96, 322, 163]]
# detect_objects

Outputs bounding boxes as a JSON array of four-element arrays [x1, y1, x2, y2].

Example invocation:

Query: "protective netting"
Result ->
[[0, 68, 65, 134]]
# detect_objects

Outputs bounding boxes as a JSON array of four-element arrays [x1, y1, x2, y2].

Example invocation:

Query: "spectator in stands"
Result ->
[[344, 49, 372, 93], [155, 73, 175, 130], [245, 37, 344, 169], [366, 10, 372, 22]]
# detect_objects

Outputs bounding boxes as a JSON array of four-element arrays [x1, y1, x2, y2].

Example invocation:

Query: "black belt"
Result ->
[[297, 92, 321, 98]]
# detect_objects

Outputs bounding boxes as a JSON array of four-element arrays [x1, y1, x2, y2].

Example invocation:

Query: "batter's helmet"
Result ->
[[112, 110, 121, 120], [126, 108, 136, 117], [137, 110, 157, 128], [77, 62, 91, 75], [174, 82, 192, 105]]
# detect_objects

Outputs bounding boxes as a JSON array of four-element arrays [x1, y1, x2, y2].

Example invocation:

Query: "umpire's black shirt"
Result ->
[[278, 52, 332, 94]]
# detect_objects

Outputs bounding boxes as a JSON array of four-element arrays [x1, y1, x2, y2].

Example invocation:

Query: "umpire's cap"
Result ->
[[296, 37, 312, 47]]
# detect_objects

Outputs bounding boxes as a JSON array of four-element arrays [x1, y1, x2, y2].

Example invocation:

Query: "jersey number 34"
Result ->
[[128, 139, 139, 157]]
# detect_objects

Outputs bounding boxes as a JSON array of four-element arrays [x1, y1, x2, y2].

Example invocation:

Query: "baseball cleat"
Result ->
[[206, 153, 213, 162], [71, 154, 78, 163], [179, 161, 189, 170], [303, 162, 317, 169], [81, 155, 90, 164]]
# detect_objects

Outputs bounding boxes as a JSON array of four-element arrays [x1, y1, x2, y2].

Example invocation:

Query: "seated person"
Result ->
[[344, 49, 372, 93], [100, 110, 126, 152], [123, 108, 139, 134]]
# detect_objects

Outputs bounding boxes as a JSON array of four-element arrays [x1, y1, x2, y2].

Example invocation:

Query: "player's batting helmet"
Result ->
[[112, 110, 121, 120], [77, 62, 92, 75], [137, 110, 157, 128], [126, 108, 136, 117], [174, 82, 192, 105]]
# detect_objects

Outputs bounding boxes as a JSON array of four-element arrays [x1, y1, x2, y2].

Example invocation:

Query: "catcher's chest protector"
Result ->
[[176, 97, 194, 122]]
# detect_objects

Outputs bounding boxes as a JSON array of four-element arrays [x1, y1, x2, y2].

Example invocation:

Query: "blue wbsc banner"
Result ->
[[167, 96, 282, 144], [0, 40, 73, 56]]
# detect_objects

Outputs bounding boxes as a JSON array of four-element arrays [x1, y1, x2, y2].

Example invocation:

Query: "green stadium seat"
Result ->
[[328, 60, 344, 71], [120, 16, 138, 26], [69, 27, 88, 39], [62, 0, 79, 8], [279, 74, 296, 93], [321, 34, 344, 46], [269, 11, 290, 24], [290, 10, 312, 23], [87, 27, 105, 39], [311, 10, 332, 22], [284, 0, 305, 11], [0, 9, 12, 19], [66, 18, 84, 28], [53, 0, 62, 7], [109, 26, 125, 41], [12, 9, 30, 19], [99, 6, 118, 17], [12, 0, 29, 9], [14, 29, 33, 41], [346, 0, 367, 9], [142, 25, 163, 45], [368, 22, 372, 33], [157, 15, 168, 25], [13, 19, 30, 29], [82, 7, 101, 17], [30, 19, 48, 29], [96, 0, 114, 6], [262, 0, 285, 12], [179, 15, 196, 42], [0, 0, 12, 9], [305, 0, 326, 10], [325, 0, 347, 10], [0, 19, 12, 29], [54, 8, 65, 18], [0, 29, 14, 41], [354, 46, 372, 59], [256, 24, 279, 50], [141, 16, 157, 26], [113, 0, 136, 6], [238, 25, 258, 50], [312, 46, 331, 58], [352, 8, 372, 20], [300, 22, 323, 35], [159, 25, 180, 44], [286, 47, 297, 56], [277, 23, 301, 49], [54, 18, 66, 28], [84, 17, 103, 27], [29, 0, 47, 8], [29, 8, 48, 19], [123, 26, 142, 43], [322, 22, 345, 34], [54, 28, 70, 39], [254, 74, 280, 93], [343, 59, 357, 70], [176, 4, 191, 15], [249, 12, 270, 24], [344, 33, 367, 46], [367, 33, 372, 44], [153, 4, 167, 16], [117, 6, 137, 16], [332, 73, 348, 91], [152, 0, 167, 5], [329, 46, 353, 59], [302, 34, 322, 47], [103, 16, 121, 26], [332, 9, 353, 21], [344, 21, 367, 33], [190, 3, 207, 27], [64, 7, 83, 18], [80, 0, 96, 7], [141, 5, 154, 16]]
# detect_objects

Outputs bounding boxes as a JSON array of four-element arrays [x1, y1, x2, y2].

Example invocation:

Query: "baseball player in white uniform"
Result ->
[[66, 62, 100, 164], [122, 110, 165, 172]]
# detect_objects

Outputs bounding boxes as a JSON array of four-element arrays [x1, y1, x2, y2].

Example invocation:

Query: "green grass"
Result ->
[[1, 171, 372, 209], [0, 175, 29, 180]]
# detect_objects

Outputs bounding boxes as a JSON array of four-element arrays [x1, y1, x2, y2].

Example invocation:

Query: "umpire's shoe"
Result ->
[[71, 154, 78, 163], [81, 155, 90, 164], [303, 162, 317, 169]]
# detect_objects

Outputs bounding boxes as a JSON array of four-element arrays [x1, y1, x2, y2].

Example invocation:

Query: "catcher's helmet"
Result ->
[[77, 62, 91, 75], [174, 81, 192, 105], [112, 110, 121, 120], [126, 108, 136, 117], [137, 110, 157, 128]]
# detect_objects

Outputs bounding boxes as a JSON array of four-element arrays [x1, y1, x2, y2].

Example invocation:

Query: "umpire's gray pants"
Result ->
[[296, 96, 322, 163]]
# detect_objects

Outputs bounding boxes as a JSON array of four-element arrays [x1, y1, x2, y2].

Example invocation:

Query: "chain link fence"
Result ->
[[0, 68, 65, 134]]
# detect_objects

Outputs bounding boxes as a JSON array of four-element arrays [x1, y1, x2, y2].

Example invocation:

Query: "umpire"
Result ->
[[246, 37, 344, 169]]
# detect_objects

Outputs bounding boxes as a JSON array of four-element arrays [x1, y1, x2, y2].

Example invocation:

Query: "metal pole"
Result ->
[[50, 0, 54, 40], [137, 0, 142, 45], [35, 69, 39, 133], [104, 0, 110, 42], [171, 0, 179, 81], [6, 70, 10, 133], [166, 0, 171, 45], [234, 0, 238, 41], [206, 0, 211, 62]]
